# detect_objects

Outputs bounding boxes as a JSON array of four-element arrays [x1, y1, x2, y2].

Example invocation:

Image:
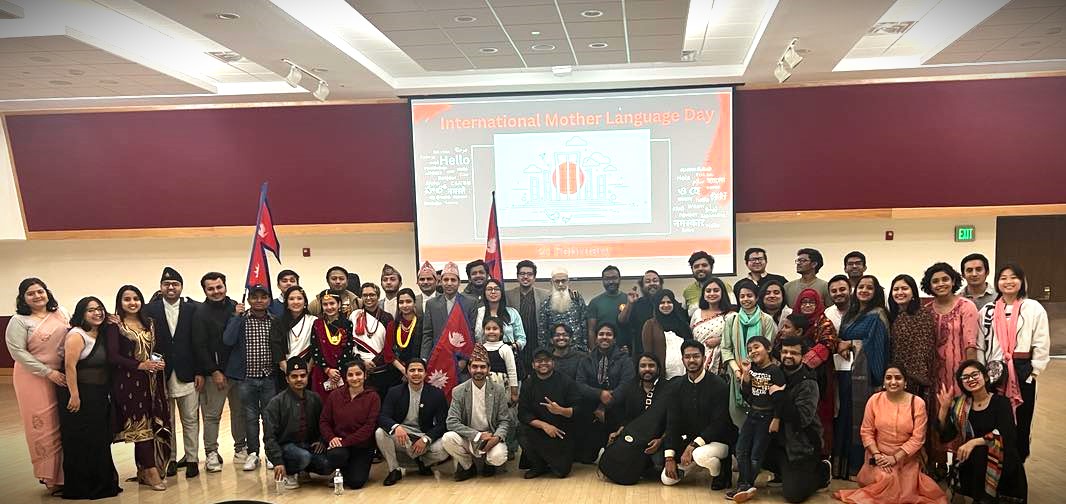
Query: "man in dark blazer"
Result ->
[[143, 267, 202, 478], [374, 359, 450, 486], [420, 261, 476, 360]]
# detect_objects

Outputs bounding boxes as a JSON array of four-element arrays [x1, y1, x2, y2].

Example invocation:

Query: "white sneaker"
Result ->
[[242, 453, 259, 471], [234, 448, 249, 463], [205, 451, 223, 473], [266, 460, 274, 470], [283, 474, 300, 490]]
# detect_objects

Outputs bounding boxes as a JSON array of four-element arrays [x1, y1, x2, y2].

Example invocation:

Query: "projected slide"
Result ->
[[411, 87, 734, 278]]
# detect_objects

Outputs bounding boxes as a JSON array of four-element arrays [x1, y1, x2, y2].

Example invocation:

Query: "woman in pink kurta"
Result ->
[[921, 263, 979, 407], [835, 366, 946, 504], [5, 278, 68, 491]]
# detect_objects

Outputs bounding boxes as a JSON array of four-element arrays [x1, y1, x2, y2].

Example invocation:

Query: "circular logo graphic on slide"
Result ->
[[552, 161, 585, 194]]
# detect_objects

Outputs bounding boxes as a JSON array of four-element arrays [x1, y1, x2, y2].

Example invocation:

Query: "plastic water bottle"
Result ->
[[333, 469, 344, 495], [274, 478, 284, 495]]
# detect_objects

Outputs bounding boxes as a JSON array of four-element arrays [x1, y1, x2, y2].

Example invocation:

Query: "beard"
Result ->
[[550, 288, 572, 313]]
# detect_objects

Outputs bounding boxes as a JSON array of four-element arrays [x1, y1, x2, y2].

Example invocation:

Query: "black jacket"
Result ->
[[191, 297, 237, 375], [575, 346, 635, 407], [144, 297, 201, 383], [773, 364, 822, 461], [663, 371, 737, 455], [378, 383, 448, 442], [263, 388, 324, 466]]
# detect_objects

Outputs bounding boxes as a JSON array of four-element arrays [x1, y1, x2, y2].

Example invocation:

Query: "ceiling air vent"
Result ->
[[867, 21, 916, 36], [206, 51, 244, 63]]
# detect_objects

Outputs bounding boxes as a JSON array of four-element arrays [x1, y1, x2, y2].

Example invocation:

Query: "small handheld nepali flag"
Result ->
[[425, 301, 474, 400]]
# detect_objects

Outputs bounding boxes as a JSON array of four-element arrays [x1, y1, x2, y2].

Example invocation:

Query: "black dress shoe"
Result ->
[[165, 461, 177, 477], [523, 468, 548, 479], [383, 469, 403, 486], [415, 459, 433, 476], [480, 464, 497, 477], [186, 463, 199, 478], [454, 464, 477, 482]]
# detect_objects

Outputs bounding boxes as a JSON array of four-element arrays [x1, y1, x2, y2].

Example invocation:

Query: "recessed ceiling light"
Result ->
[[531, 43, 555, 51], [581, 9, 603, 18], [1020, 40, 1042, 47], [216, 12, 240, 20], [29, 56, 51, 62], [531, 31, 541, 36], [588, 42, 608, 49], [48, 80, 72, 86], [311, 67, 328, 72], [479, 47, 499, 54], [99, 79, 119, 85], [1046, 26, 1062, 35], [68, 69, 85, 76], [454, 15, 477, 23]]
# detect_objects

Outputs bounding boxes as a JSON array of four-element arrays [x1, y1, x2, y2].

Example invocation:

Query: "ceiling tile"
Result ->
[[90, 63, 160, 76], [1032, 43, 1066, 58], [978, 48, 1041, 61], [622, 0, 690, 20], [54, 86, 118, 98], [629, 49, 682, 62], [455, 42, 518, 57], [21, 36, 92, 52], [940, 38, 1008, 53], [441, 26, 512, 43], [467, 55, 525, 69], [514, 39, 570, 55], [383, 29, 452, 46], [559, 2, 623, 23], [575, 50, 628, 65], [432, 8, 500, 28], [981, 7, 1058, 25], [853, 34, 903, 49], [521, 53, 576, 67], [704, 22, 760, 38], [562, 20, 624, 38], [628, 34, 682, 51], [994, 36, 1056, 51], [1003, 0, 1066, 9], [365, 12, 437, 31], [925, 51, 984, 64], [399, 44, 466, 59], [347, 0, 423, 14], [0, 52, 80, 67], [416, 0, 490, 10], [964, 23, 1030, 39], [417, 57, 475, 71], [627, 18, 686, 36], [845, 47, 888, 58], [571, 37, 626, 52], [494, 5, 561, 25], [59, 50, 130, 65], [0, 39, 39, 53], [506, 23, 568, 40]]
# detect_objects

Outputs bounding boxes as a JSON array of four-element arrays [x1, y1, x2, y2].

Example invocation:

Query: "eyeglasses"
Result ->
[[484, 286, 501, 292], [960, 371, 982, 381], [362, 292, 378, 298], [800, 299, 817, 306], [795, 258, 811, 264], [747, 257, 766, 263]]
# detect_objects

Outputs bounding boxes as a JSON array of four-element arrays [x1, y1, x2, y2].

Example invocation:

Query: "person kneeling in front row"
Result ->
[[265, 356, 331, 490]]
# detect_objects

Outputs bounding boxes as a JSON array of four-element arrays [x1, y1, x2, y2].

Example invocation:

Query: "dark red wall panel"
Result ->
[[7, 77, 1066, 232], [8, 103, 414, 231], [733, 76, 1066, 212]]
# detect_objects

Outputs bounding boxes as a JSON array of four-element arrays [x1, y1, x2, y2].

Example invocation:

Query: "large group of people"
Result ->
[[5, 247, 1048, 502]]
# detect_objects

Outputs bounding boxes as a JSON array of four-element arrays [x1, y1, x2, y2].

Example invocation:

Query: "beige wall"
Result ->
[[0, 216, 996, 316]]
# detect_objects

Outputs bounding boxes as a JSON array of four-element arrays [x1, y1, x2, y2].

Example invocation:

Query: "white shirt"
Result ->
[[825, 305, 853, 371], [470, 381, 490, 433], [164, 298, 180, 338], [382, 296, 398, 317]]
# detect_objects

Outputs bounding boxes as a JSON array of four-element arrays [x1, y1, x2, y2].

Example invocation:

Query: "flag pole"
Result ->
[[242, 182, 268, 304]]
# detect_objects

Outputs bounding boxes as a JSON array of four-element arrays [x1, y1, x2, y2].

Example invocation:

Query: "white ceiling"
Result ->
[[0, 0, 1062, 111]]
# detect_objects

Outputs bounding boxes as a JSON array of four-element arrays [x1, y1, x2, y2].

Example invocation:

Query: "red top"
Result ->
[[319, 386, 380, 448]]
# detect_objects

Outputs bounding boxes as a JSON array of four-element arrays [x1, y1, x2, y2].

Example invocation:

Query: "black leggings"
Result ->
[[326, 446, 373, 489], [764, 444, 826, 503]]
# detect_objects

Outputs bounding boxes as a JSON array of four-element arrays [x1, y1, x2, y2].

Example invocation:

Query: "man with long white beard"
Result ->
[[538, 268, 589, 352]]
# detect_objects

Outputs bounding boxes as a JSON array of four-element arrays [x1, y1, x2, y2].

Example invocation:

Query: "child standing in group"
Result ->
[[729, 335, 786, 502], [481, 316, 520, 454]]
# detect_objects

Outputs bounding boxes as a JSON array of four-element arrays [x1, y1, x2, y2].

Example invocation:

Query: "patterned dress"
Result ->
[[107, 320, 172, 472], [690, 310, 728, 374]]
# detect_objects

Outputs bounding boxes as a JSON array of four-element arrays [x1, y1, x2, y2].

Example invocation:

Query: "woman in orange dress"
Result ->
[[834, 364, 946, 504]]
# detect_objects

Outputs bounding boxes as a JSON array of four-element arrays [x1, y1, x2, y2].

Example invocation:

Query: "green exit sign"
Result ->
[[955, 225, 976, 242]]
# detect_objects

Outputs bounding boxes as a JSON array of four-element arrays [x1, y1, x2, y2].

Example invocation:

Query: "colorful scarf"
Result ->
[[791, 288, 825, 336], [993, 298, 1023, 413], [949, 396, 1004, 497]]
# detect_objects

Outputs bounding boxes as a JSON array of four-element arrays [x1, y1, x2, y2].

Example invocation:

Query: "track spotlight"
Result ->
[[783, 39, 803, 68], [313, 80, 329, 101], [774, 61, 791, 83], [285, 63, 302, 87]]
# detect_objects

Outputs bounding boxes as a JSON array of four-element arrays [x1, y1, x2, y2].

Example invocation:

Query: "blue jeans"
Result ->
[[281, 442, 330, 475], [237, 377, 276, 455], [736, 410, 774, 488]]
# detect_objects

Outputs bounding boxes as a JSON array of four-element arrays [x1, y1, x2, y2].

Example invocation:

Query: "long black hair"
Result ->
[[114, 284, 152, 329], [757, 278, 787, 322], [887, 274, 921, 322], [698, 277, 733, 313], [15, 277, 59, 316], [393, 287, 418, 322], [842, 275, 886, 326], [278, 285, 310, 329], [479, 278, 511, 324]]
